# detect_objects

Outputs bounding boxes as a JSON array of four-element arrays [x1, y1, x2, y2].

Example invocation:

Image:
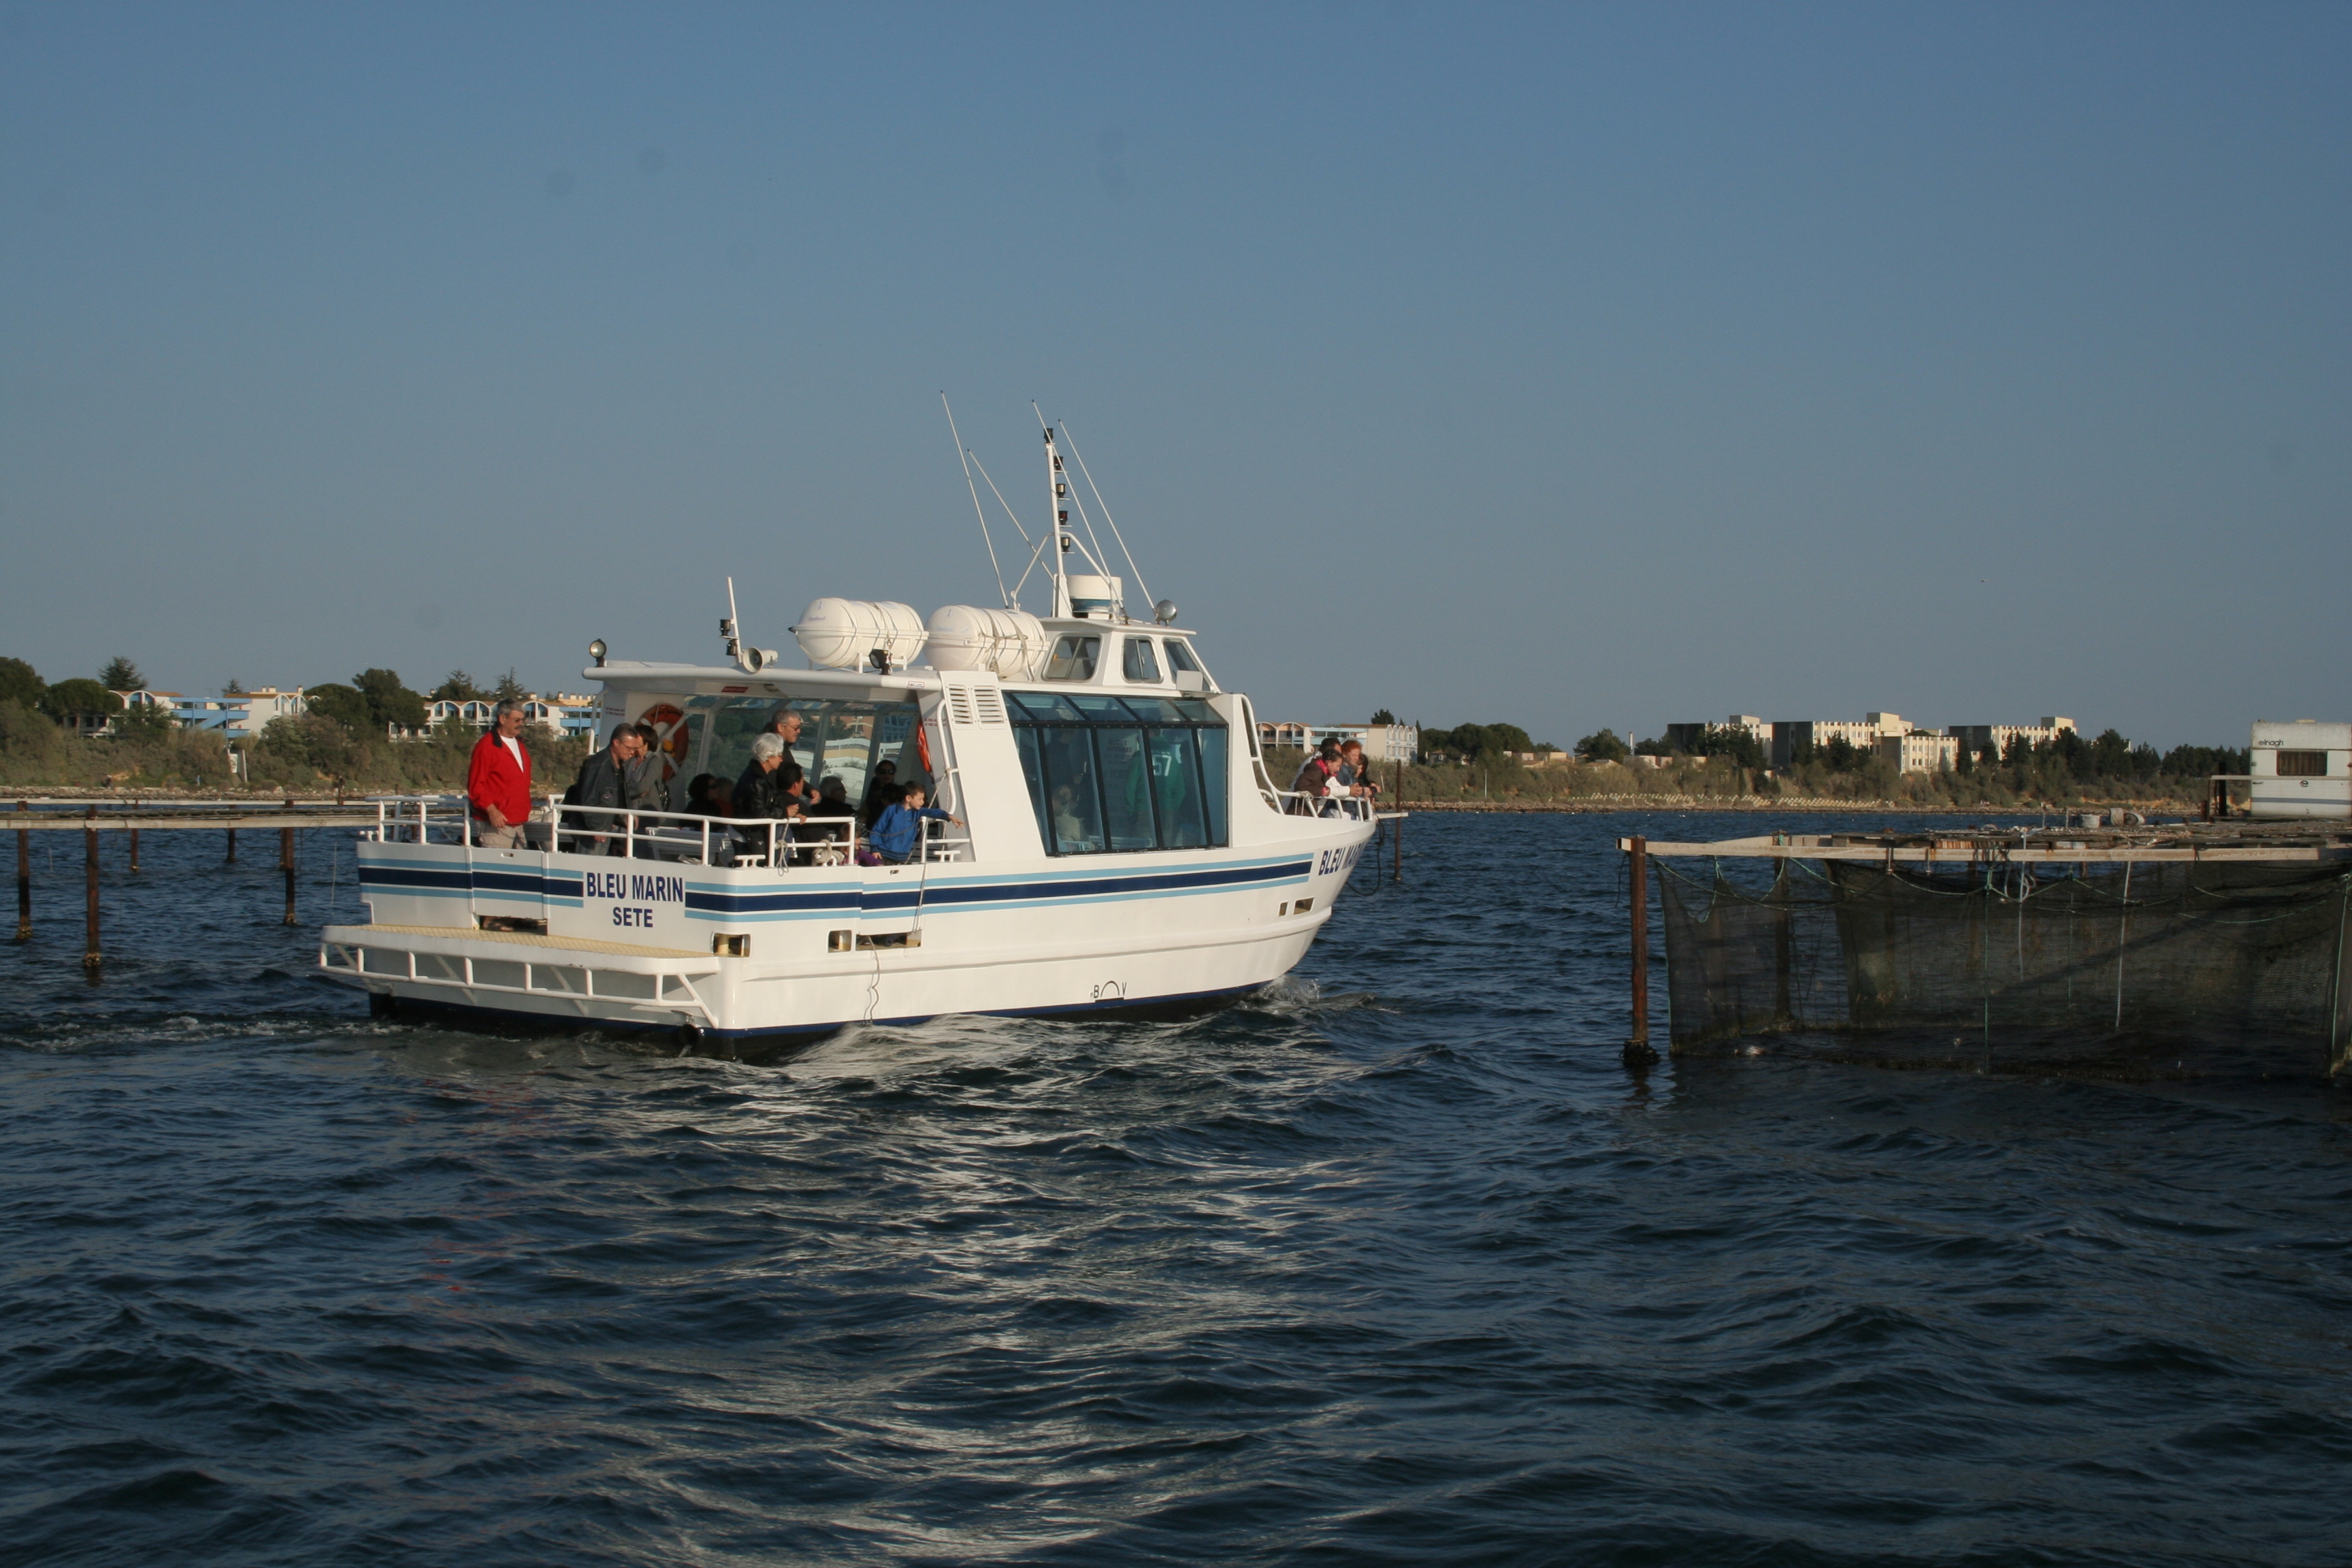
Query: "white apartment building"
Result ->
[[107, 686, 306, 737], [1769, 713, 1912, 768], [1878, 731, 1961, 774], [422, 695, 598, 740], [1948, 717, 2078, 759], [1254, 721, 1420, 762]]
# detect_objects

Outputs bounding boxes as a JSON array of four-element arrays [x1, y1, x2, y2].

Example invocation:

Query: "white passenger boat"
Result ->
[[318, 423, 1381, 1056]]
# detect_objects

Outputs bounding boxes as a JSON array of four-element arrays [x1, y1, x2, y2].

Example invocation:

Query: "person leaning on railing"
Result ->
[[868, 785, 961, 866], [621, 721, 670, 851], [1335, 739, 1380, 806], [730, 734, 804, 863], [468, 699, 538, 848], [570, 722, 642, 854], [1288, 738, 1341, 816]]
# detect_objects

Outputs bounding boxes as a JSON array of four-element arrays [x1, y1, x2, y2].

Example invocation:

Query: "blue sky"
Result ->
[[3, 3, 2344, 747]]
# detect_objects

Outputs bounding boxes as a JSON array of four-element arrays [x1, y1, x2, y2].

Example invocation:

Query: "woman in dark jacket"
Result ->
[[679, 773, 723, 817], [732, 736, 802, 861]]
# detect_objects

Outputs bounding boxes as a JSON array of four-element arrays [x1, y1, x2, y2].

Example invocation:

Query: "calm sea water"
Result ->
[[3, 811, 2349, 1566]]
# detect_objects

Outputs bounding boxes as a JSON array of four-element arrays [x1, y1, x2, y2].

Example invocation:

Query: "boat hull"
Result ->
[[320, 820, 1373, 1045]]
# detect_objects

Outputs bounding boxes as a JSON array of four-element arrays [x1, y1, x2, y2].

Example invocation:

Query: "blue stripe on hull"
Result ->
[[359, 855, 1316, 915]]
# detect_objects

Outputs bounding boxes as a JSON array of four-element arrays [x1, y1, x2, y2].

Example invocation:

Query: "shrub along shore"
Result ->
[[0, 732, 2218, 815], [0, 704, 590, 799], [1269, 750, 2222, 815]]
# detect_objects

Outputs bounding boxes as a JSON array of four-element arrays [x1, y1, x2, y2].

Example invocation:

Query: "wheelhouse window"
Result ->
[[1007, 691, 1229, 855], [1163, 640, 1202, 675], [1121, 636, 1161, 683], [2276, 750, 2328, 778], [1044, 635, 1100, 681]]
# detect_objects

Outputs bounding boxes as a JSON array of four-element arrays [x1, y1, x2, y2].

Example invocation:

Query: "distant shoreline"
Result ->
[[1388, 798, 2193, 816], [3, 787, 2197, 818]]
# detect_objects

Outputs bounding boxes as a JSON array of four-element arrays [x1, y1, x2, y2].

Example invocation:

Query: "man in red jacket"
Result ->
[[468, 700, 537, 847]]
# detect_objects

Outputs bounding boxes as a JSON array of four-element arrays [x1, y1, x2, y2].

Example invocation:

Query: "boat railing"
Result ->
[[913, 826, 971, 863], [362, 794, 478, 846], [359, 794, 971, 869], [1269, 789, 1379, 822], [551, 802, 911, 868]]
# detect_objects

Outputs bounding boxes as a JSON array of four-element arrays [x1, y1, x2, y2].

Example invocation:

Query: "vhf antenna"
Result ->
[[942, 392, 1013, 609], [1043, 425, 1071, 619], [722, 576, 776, 672]]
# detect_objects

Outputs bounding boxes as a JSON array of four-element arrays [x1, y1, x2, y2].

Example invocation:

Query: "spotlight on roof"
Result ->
[[589, 638, 608, 667]]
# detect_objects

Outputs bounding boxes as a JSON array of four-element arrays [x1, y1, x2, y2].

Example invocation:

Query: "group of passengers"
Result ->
[[1287, 736, 1380, 816], [478, 704, 960, 866]]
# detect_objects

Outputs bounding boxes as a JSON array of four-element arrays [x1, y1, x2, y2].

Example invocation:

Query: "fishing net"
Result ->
[[1656, 858, 2352, 1078]]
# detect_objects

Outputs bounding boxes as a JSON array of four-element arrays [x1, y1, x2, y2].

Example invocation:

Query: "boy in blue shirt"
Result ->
[[868, 785, 962, 865]]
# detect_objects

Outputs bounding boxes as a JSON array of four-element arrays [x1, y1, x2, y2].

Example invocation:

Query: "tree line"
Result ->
[[0, 654, 580, 794], [0, 655, 160, 733], [0, 654, 535, 738], [302, 668, 533, 737]]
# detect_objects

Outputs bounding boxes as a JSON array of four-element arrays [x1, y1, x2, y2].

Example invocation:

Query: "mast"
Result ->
[[1044, 427, 1072, 619]]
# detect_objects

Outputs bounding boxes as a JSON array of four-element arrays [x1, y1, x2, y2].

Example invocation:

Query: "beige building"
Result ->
[[1878, 731, 1961, 774], [1254, 721, 1420, 762], [1769, 713, 1912, 768], [1948, 718, 2078, 760]]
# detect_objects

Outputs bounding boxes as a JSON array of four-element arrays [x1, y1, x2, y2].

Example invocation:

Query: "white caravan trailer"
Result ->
[[2249, 720, 2352, 819]]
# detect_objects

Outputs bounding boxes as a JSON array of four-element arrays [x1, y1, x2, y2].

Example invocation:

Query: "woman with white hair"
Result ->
[[730, 732, 802, 862]]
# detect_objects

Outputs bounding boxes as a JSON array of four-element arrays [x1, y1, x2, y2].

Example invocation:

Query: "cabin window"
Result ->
[[2276, 750, 2328, 778], [697, 695, 924, 801], [1148, 727, 1209, 848], [1096, 726, 1157, 850], [1164, 640, 1202, 674], [1007, 691, 1230, 855], [1013, 728, 1053, 847], [1034, 725, 1108, 853], [1197, 725, 1230, 845], [1044, 635, 1100, 681], [1121, 637, 1161, 683]]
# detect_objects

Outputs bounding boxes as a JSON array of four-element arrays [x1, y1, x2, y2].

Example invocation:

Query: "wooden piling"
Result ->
[[1627, 835, 1653, 1062], [14, 800, 29, 943], [83, 806, 101, 970], [1393, 763, 1405, 881], [280, 800, 297, 926], [225, 827, 235, 862], [129, 827, 140, 872]]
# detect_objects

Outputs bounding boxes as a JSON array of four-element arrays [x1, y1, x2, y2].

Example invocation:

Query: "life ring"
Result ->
[[638, 703, 691, 781]]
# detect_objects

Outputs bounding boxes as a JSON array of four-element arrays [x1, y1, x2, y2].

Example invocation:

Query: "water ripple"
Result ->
[[2, 814, 2349, 1564]]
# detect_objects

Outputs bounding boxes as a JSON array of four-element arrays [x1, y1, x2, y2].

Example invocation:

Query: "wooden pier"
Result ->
[[10, 800, 381, 969]]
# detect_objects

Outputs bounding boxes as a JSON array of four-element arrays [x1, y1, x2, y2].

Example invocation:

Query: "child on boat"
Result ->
[[868, 786, 962, 865]]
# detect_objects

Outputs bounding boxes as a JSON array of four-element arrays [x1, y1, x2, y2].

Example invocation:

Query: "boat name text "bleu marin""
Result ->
[[1316, 844, 1364, 877], [585, 870, 685, 903], [585, 870, 685, 928]]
